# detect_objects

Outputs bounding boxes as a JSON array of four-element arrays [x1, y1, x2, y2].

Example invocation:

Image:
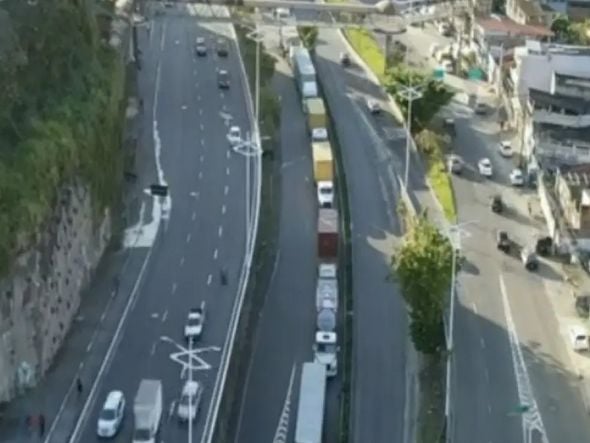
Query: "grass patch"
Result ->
[[212, 26, 281, 443], [425, 157, 456, 222], [342, 28, 385, 80], [417, 356, 446, 443]]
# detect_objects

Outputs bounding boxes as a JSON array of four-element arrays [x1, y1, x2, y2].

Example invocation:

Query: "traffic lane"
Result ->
[[502, 267, 590, 443], [236, 59, 318, 443], [316, 34, 407, 443]]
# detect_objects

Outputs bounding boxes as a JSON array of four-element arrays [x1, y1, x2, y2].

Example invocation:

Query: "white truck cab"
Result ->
[[314, 331, 338, 377]]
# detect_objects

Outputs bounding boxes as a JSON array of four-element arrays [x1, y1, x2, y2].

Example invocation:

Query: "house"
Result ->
[[554, 164, 590, 246], [508, 41, 590, 164], [506, 0, 557, 26], [568, 0, 590, 20]]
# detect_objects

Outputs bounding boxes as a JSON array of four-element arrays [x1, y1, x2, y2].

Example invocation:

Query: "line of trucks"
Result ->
[[286, 30, 340, 443]]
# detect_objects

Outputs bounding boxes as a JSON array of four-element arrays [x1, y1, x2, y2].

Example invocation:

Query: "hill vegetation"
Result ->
[[0, 1, 125, 275]]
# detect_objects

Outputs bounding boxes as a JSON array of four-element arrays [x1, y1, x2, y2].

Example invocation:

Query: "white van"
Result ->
[[569, 325, 589, 352]]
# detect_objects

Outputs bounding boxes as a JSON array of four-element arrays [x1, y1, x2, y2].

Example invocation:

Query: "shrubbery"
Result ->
[[0, 2, 124, 274]]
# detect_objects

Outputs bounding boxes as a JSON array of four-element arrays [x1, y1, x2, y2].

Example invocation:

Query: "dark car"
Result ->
[[217, 70, 230, 89], [496, 230, 510, 253], [574, 292, 590, 318], [216, 39, 229, 57], [521, 247, 539, 271], [195, 37, 207, 56], [491, 194, 503, 213], [340, 52, 351, 66]]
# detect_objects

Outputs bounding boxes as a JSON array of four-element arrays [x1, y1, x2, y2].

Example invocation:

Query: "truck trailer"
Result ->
[[318, 209, 338, 259], [312, 142, 333, 183], [305, 97, 327, 131], [295, 362, 327, 443], [291, 47, 318, 99], [133, 379, 163, 443], [315, 263, 339, 377]]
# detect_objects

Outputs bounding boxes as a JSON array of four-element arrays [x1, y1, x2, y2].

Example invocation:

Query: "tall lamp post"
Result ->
[[187, 336, 194, 443], [397, 83, 423, 188], [444, 220, 476, 443]]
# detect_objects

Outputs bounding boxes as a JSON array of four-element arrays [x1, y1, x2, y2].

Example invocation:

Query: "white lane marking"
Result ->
[[162, 310, 168, 323], [207, 274, 213, 286], [201, 139, 205, 147], [271, 364, 297, 443], [213, 249, 219, 260], [198, 171, 203, 180], [484, 368, 490, 383], [193, 69, 197, 76], [488, 404, 492, 414], [160, 27, 166, 51], [181, 105, 188, 111], [218, 226, 223, 238], [199, 109, 203, 116], [222, 205, 226, 215], [172, 283, 177, 294], [168, 400, 176, 421], [186, 233, 192, 244], [480, 337, 486, 349], [192, 211, 197, 221], [220, 92, 225, 99], [200, 123, 204, 131], [472, 302, 478, 314], [200, 154, 204, 163], [150, 342, 157, 356], [499, 274, 549, 438], [224, 185, 229, 195], [86, 342, 93, 352], [197, 95, 201, 101], [180, 256, 185, 266], [226, 150, 231, 159], [226, 166, 230, 176]]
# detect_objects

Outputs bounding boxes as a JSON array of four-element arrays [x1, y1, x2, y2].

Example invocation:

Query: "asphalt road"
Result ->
[[314, 29, 415, 443], [73, 12, 252, 443], [233, 46, 319, 441], [448, 102, 590, 443]]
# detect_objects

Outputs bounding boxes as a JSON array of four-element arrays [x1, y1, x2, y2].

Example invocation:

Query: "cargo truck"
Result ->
[[304, 97, 327, 140], [290, 47, 318, 100], [133, 379, 163, 443], [312, 142, 333, 183], [318, 209, 338, 259], [295, 362, 327, 443], [315, 263, 339, 377]]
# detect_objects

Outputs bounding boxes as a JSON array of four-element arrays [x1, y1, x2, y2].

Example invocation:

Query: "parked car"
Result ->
[[510, 168, 524, 186], [521, 247, 539, 271], [496, 230, 511, 253], [96, 390, 125, 438], [478, 158, 493, 177], [444, 118, 455, 136], [499, 141, 513, 157], [447, 155, 462, 174], [491, 194, 503, 213], [474, 102, 488, 115]]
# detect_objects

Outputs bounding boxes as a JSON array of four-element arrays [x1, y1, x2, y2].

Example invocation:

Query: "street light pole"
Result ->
[[397, 84, 423, 188], [188, 337, 194, 443]]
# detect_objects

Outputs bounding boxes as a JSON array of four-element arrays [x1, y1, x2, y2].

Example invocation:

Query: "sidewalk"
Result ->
[[0, 247, 149, 443]]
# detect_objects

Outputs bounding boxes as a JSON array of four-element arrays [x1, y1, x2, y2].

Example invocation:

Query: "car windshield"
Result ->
[[320, 187, 332, 195], [187, 316, 201, 326], [317, 342, 337, 353], [180, 394, 196, 407], [99, 408, 116, 421], [481, 160, 490, 166], [230, 129, 240, 137]]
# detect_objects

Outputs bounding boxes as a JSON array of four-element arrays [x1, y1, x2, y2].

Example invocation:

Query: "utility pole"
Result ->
[[398, 83, 423, 188]]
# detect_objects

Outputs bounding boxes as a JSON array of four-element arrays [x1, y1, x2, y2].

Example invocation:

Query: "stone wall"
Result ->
[[0, 183, 110, 402]]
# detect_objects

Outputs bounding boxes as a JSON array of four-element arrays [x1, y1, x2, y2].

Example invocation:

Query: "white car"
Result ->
[[312, 127, 328, 142], [510, 168, 525, 186], [177, 381, 203, 421], [227, 126, 241, 146], [184, 302, 205, 340], [195, 37, 207, 56], [367, 98, 381, 114], [97, 390, 125, 438], [317, 181, 334, 208], [478, 158, 493, 177], [499, 141, 513, 157]]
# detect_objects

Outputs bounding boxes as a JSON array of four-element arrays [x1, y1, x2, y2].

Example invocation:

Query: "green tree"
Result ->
[[298, 26, 319, 50], [392, 215, 454, 354], [384, 65, 454, 133], [415, 129, 448, 159], [550, 15, 590, 44]]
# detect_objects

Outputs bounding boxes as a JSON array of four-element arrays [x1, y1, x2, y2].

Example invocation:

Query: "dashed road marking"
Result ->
[[200, 154, 204, 163], [197, 95, 201, 101], [198, 171, 203, 180], [199, 108, 203, 116], [220, 92, 225, 99], [207, 274, 212, 286], [221, 204, 226, 215], [226, 166, 230, 176], [180, 256, 185, 266], [200, 139, 205, 147], [472, 302, 478, 314], [200, 123, 204, 131], [226, 150, 231, 159], [224, 185, 229, 195], [480, 338, 486, 349], [218, 226, 223, 238], [181, 104, 188, 111], [193, 69, 197, 76], [192, 211, 197, 221], [172, 283, 177, 294], [150, 342, 157, 356], [186, 233, 192, 243], [162, 309, 168, 323], [213, 249, 218, 260]]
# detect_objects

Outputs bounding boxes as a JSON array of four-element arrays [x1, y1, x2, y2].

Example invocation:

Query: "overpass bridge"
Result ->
[[145, 0, 470, 32]]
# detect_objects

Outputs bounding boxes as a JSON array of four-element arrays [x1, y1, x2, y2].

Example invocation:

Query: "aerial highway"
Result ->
[[312, 28, 414, 443], [65, 8, 254, 443]]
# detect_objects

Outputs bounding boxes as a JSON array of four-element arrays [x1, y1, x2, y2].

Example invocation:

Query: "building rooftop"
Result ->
[[476, 15, 553, 37], [514, 0, 546, 19]]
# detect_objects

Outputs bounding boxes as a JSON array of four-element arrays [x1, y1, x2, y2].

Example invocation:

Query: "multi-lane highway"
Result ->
[[69, 9, 253, 443], [313, 29, 415, 443]]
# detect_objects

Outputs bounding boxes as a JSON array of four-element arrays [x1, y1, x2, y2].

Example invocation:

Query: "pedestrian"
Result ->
[[38, 413, 45, 438], [76, 377, 83, 396], [527, 200, 532, 217]]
